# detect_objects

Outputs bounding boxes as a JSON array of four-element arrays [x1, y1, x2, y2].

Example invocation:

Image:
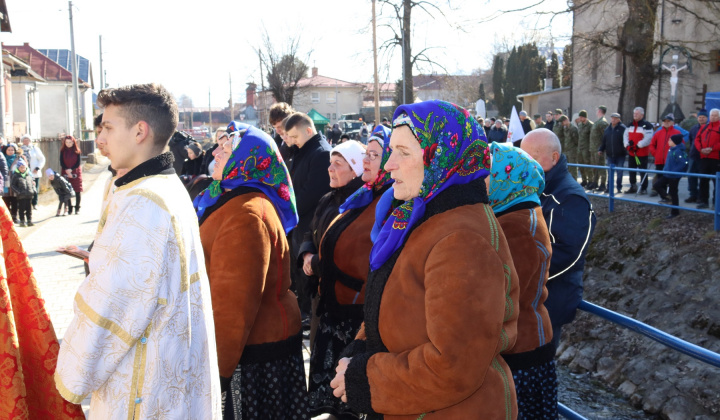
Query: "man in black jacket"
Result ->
[[599, 113, 627, 194], [285, 112, 332, 319]]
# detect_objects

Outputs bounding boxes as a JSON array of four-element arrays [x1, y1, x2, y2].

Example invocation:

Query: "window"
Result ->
[[312, 92, 319, 103], [711, 50, 720, 73], [332, 113, 337, 119], [327, 113, 331, 119], [326, 92, 336, 104]]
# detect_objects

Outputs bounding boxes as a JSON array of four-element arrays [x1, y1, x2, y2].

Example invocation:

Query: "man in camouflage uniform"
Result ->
[[558, 115, 579, 180], [553, 109, 566, 151], [577, 110, 594, 189], [590, 106, 609, 192], [533, 114, 545, 130]]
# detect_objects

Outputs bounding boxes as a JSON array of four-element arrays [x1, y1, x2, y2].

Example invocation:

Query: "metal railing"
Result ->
[[557, 300, 720, 419], [568, 163, 720, 231]]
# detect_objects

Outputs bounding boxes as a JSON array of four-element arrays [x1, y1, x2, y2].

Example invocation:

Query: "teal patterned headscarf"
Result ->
[[487, 141, 545, 214]]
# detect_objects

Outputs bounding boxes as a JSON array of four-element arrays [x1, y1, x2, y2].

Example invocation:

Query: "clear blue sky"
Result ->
[[3, 0, 571, 107]]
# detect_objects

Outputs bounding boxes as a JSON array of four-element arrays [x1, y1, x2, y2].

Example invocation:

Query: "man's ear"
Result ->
[[135, 120, 151, 145], [552, 151, 560, 165]]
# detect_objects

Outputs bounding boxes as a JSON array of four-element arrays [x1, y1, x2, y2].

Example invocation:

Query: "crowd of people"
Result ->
[[2, 83, 599, 420], [478, 105, 720, 219], [29, 77, 720, 420]]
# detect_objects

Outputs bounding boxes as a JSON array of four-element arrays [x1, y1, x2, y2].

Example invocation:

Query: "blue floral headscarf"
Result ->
[[339, 124, 393, 213], [193, 126, 298, 234], [369, 100, 491, 270], [487, 142, 545, 214]]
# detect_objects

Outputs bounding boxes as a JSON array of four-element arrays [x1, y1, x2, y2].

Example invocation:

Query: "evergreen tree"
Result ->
[[393, 78, 416, 107], [547, 52, 560, 90], [491, 55, 504, 114], [478, 82, 486, 101], [562, 44, 573, 87]]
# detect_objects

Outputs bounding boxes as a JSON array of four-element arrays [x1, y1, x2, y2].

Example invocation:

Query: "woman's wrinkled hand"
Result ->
[[302, 253, 315, 276]]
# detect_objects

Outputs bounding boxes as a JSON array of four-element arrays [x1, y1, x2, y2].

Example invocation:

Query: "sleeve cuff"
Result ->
[[344, 352, 376, 415], [340, 339, 366, 359], [296, 241, 316, 266], [310, 254, 321, 275]]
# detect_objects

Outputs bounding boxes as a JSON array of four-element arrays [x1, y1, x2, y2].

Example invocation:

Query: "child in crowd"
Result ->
[[653, 133, 688, 219], [11, 159, 36, 226], [46, 168, 75, 216]]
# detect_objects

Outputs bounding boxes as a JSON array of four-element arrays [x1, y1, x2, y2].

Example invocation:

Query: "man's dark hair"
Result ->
[[96, 83, 178, 150], [269, 102, 294, 126], [284, 112, 315, 132], [340, 134, 350, 140], [93, 113, 103, 128]]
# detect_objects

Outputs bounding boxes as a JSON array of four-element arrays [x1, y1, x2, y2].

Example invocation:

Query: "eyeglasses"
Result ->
[[364, 151, 380, 161]]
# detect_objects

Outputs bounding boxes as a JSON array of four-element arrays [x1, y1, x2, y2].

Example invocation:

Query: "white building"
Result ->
[[293, 68, 365, 124]]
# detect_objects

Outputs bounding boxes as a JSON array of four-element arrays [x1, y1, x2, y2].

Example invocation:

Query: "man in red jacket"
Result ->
[[623, 107, 654, 194], [694, 108, 720, 209], [650, 113, 682, 197]]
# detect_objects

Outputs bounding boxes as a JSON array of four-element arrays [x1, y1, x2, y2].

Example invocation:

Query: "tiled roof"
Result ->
[[296, 74, 364, 89]]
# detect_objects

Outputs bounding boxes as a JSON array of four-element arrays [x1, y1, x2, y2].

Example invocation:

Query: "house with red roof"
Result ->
[[292, 67, 365, 124], [3, 43, 94, 139], [3, 48, 46, 140]]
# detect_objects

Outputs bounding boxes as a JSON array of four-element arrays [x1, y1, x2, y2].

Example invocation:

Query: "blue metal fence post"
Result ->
[[715, 172, 720, 232], [608, 164, 615, 212]]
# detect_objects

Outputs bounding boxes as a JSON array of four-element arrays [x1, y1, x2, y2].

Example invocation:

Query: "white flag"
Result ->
[[507, 106, 525, 143]]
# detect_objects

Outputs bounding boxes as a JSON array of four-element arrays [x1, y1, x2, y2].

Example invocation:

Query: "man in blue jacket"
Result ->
[[599, 113, 627, 193], [522, 128, 597, 348]]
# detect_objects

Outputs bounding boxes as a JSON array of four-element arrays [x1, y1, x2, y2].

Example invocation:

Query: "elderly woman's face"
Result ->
[[328, 153, 355, 188], [362, 140, 384, 183], [211, 141, 234, 181], [384, 126, 424, 201]]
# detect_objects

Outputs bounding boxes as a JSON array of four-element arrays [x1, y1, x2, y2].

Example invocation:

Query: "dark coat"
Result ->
[[487, 126, 507, 143], [60, 149, 83, 193], [181, 152, 206, 177], [11, 171, 36, 199], [545, 120, 555, 132], [297, 176, 365, 292], [600, 123, 627, 158], [689, 124, 702, 160], [342, 180, 520, 420], [288, 133, 332, 253], [540, 154, 596, 329], [50, 174, 74, 202], [521, 118, 532, 134]]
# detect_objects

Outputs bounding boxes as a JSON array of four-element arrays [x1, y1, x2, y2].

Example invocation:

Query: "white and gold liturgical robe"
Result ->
[[55, 173, 222, 419]]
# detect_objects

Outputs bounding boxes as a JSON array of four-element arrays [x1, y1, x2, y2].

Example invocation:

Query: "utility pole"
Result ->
[[208, 88, 212, 132], [68, 1, 82, 139], [372, 0, 380, 124], [259, 52, 265, 127], [99, 35, 104, 90], [229, 73, 233, 122], [401, 24, 406, 105]]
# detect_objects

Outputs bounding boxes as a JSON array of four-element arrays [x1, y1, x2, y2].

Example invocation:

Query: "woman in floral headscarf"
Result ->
[[306, 125, 393, 420], [487, 141, 557, 419], [330, 101, 520, 419], [194, 126, 309, 420]]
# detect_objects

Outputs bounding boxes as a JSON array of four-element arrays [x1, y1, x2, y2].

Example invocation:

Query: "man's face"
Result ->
[[597, 109, 604, 119], [662, 119, 674, 128], [546, 113, 553, 122], [579, 116, 587, 123], [562, 119, 570, 127], [611, 117, 621, 126], [698, 115, 708, 125], [535, 117, 543, 125], [285, 125, 312, 148], [633, 109, 643, 121], [22, 138, 31, 147], [99, 104, 137, 170], [520, 114, 526, 121], [710, 111, 720, 123], [272, 121, 286, 139]]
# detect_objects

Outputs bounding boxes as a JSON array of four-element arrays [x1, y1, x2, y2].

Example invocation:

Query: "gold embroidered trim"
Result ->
[[54, 371, 86, 404], [115, 174, 176, 193], [75, 293, 134, 346], [128, 323, 152, 420], [127, 189, 190, 293], [157, 298, 168, 305]]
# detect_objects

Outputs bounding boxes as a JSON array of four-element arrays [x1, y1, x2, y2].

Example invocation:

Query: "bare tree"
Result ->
[[377, 0, 454, 104], [256, 29, 310, 106]]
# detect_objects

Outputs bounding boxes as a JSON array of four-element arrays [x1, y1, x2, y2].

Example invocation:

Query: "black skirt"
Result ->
[[309, 310, 364, 419], [223, 332, 309, 420]]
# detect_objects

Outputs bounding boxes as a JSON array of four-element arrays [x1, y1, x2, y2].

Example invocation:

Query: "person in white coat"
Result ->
[[20, 134, 46, 209]]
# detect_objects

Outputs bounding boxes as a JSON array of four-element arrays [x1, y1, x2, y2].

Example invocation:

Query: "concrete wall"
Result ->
[[518, 88, 572, 119], [11, 83, 42, 140], [293, 86, 364, 124]]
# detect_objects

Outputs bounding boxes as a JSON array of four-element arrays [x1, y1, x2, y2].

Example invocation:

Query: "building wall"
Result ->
[[518, 88, 571, 119], [293, 86, 364, 124], [11, 83, 42, 140], [39, 83, 72, 138], [572, 0, 720, 122]]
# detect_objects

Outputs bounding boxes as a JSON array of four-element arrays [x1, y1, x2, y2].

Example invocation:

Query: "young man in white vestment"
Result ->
[[55, 83, 222, 419]]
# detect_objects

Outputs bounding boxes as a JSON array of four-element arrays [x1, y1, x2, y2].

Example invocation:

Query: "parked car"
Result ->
[[340, 120, 364, 139]]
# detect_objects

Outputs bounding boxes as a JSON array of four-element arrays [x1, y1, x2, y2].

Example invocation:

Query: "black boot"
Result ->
[[74, 206, 80, 215]]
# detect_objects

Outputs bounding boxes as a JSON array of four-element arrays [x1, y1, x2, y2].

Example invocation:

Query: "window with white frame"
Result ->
[[326, 92, 336, 104], [312, 92, 320, 103]]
